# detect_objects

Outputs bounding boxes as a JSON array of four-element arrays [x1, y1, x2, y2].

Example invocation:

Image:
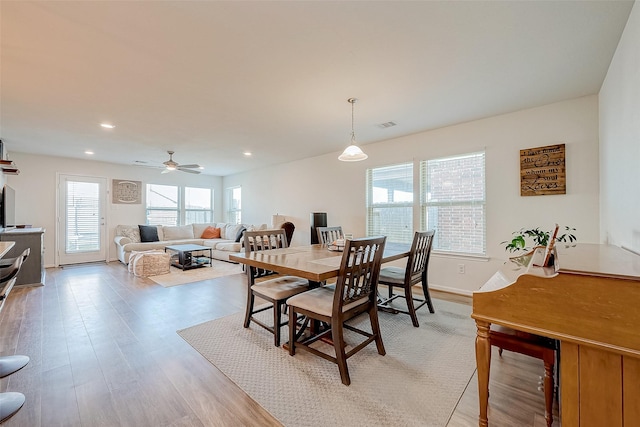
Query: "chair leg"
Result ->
[[244, 291, 255, 328], [273, 300, 282, 347], [421, 276, 435, 313], [369, 306, 386, 356], [288, 307, 296, 356], [332, 318, 350, 386], [544, 362, 554, 427], [405, 286, 420, 327], [388, 285, 393, 300]]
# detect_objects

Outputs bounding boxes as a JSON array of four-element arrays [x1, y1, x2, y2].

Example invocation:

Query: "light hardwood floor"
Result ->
[[0, 262, 558, 426]]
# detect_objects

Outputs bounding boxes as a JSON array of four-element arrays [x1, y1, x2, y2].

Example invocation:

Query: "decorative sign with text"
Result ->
[[112, 179, 142, 204], [520, 143, 566, 196]]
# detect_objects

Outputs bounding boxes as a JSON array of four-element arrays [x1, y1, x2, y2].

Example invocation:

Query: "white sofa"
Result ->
[[114, 222, 267, 264]]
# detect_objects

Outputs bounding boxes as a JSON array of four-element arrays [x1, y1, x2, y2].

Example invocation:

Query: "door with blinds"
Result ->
[[57, 175, 107, 265]]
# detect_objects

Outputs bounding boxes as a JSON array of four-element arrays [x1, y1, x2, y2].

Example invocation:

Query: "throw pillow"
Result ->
[[139, 225, 159, 242], [235, 226, 246, 243], [201, 226, 221, 239], [119, 226, 141, 243]]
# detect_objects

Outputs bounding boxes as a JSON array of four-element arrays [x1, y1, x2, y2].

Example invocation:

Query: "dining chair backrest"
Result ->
[[333, 236, 386, 313], [1, 255, 24, 310], [0, 248, 30, 269], [280, 222, 295, 246], [317, 226, 344, 245], [405, 231, 435, 282], [0, 255, 23, 285], [243, 229, 289, 254]]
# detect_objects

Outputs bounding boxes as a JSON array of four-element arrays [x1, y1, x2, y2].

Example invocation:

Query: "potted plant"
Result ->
[[502, 226, 577, 253]]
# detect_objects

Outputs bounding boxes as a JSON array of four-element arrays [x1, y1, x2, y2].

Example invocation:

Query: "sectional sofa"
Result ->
[[114, 222, 267, 264]]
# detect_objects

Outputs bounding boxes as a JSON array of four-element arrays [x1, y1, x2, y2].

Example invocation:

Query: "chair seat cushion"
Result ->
[[287, 286, 368, 317], [378, 266, 421, 285], [251, 276, 309, 300], [491, 325, 556, 350]]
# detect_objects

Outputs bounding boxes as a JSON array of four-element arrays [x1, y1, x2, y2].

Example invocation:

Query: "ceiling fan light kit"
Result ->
[[162, 150, 201, 174], [339, 98, 368, 162]]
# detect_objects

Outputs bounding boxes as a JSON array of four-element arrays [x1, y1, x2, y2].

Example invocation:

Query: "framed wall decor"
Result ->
[[112, 179, 142, 204], [520, 143, 566, 196]]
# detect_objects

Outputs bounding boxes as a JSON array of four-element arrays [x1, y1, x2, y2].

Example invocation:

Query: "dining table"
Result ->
[[229, 241, 410, 282], [230, 241, 411, 349]]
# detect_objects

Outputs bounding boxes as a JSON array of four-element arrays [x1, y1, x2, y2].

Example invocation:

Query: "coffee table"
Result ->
[[164, 244, 212, 271]]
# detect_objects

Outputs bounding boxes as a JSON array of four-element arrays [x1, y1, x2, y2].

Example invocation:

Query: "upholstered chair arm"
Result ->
[[114, 236, 132, 246]]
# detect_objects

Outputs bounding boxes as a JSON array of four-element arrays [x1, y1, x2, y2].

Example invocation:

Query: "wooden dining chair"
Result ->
[[377, 230, 435, 327], [243, 229, 309, 347], [316, 226, 343, 245], [490, 325, 557, 427], [287, 236, 387, 386]]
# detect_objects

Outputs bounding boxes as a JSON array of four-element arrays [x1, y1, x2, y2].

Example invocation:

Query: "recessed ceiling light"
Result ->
[[100, 123, 115, 129], [85, 151, 94, 155], [243, 151, 252, 157]]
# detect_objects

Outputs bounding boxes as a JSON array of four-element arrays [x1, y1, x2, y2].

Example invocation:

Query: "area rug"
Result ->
[[149, 260, 244, 287], [178, 299, 476, 427]]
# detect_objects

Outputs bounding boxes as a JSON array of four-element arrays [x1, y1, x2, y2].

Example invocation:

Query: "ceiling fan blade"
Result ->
[[177, 167, 201, 174], [178, 164, 200, 169]]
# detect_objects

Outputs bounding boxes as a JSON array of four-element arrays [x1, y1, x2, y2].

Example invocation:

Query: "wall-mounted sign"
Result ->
[[520, 143, 566, 196], [112, 179, 142, 204]]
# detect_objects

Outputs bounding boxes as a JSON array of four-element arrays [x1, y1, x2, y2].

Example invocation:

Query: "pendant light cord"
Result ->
[[349, 98, 357, 144]]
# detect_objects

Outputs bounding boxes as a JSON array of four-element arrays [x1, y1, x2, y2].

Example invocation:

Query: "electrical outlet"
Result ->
[[457, 263, 465, 274]]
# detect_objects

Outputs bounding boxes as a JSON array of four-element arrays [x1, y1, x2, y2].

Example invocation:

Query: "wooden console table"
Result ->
[[472, 244, 640, 427]]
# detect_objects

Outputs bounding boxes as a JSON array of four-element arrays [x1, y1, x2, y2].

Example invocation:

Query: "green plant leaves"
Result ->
[[502, 226, 577, 252]]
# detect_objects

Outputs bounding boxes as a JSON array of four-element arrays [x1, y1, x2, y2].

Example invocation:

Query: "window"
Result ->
[[420, 151, 486, 255], [366, 163, 414, 244], [184, 187, 213, 224], [146, 184, 214, 225], [146, 184, 178, 226], [227, 186, 242, 224]]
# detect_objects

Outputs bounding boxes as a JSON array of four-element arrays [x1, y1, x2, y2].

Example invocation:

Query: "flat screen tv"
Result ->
[[1, 184, 16, 228]]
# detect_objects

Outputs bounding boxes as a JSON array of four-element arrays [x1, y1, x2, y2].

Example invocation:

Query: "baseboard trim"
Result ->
[[430, 284, 473, 298]]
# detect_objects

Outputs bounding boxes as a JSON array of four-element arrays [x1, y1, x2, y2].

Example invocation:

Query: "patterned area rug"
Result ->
[[149, 260, 244, 287], [178, 299, 476, 427]]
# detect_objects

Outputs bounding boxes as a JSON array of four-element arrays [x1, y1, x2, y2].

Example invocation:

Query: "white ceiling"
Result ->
[[1, 1, 634, 176]]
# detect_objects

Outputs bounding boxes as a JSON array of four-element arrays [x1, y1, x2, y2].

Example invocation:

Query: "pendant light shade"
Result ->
[[339, 98, 368, 162]]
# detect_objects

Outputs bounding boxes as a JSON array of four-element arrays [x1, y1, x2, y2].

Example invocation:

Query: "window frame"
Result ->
[[420, 151, 486, 256], [184, 186, 214, 225], [146, 183, 179, 226], [365, 162, 415, 244], [226, 185, 242, 225], [145, 184, 214, 226]]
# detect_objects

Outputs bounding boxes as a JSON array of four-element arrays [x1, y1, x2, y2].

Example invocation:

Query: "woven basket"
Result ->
[[128, 250, 171, 277]]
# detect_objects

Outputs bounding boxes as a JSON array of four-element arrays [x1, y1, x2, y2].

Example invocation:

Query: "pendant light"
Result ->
[[338, 98, 368, 162]]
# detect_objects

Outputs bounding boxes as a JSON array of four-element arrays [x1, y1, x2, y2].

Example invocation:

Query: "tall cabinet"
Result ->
[[0, 228, 45, 286]]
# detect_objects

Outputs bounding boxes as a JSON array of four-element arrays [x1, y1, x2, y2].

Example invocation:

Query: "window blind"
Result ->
[[65, 181, 100, 252]]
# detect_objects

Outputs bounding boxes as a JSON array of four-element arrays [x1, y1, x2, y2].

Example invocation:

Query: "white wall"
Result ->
[[5, 152, 222, 266], [224, 96, 601, 294], [599, 2, 640, 253]]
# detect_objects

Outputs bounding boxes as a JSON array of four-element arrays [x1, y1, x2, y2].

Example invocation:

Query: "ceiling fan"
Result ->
[[161, 150, 201, 174]]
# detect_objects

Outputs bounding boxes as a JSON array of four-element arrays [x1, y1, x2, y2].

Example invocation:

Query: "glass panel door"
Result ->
[[58, 175, 107, 265]]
